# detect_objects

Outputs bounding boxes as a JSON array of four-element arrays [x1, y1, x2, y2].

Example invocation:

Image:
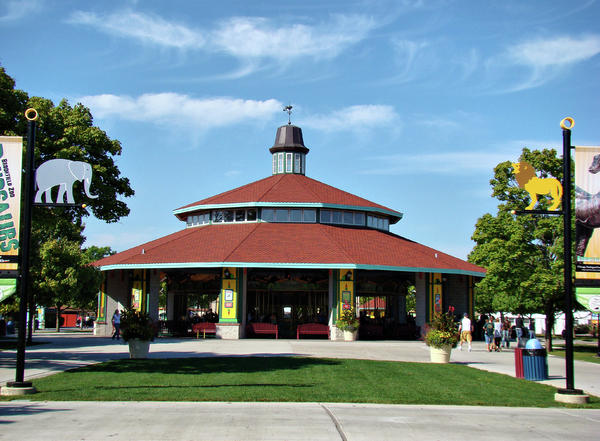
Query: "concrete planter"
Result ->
[[343, 330, 358, 341], [128, 339, 151, 359], [429, 345, 452, 363]]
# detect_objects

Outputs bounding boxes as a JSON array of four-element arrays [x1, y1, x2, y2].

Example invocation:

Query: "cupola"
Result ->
[[269, 124, 309, 175]]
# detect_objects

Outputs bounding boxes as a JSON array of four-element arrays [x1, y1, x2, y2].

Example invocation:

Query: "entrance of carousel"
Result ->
[[247, 290, 329, 338]]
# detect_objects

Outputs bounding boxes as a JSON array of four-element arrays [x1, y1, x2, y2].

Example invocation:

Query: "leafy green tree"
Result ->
[[469, 148, 565, 350], [0, 66, 134, 331], [34, 239, 103, 331]]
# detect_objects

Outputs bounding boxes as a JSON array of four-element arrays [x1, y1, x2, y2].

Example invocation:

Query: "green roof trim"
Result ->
[[97, 261, 484, 277]]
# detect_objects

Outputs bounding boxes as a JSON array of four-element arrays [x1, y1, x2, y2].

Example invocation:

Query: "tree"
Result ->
[[34, 239, 103, 331], [0, 66, 134, 331], [468, 148, 565, 351]]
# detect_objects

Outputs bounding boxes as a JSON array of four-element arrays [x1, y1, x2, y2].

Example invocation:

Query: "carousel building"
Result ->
[[94, 123, 485, 339]]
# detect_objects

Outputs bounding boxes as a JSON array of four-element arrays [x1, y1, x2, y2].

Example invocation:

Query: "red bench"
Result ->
[[192, 322, 217, 339], [297, 323, 330, 339], [246, 322, 278, 339]]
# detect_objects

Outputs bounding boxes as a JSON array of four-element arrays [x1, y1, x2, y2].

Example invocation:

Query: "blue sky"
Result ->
[[1, 0, 599, 260]]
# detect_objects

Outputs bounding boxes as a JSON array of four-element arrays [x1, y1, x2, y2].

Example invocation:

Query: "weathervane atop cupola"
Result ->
[[283, 105, 293, 125], [270, 105, 309, 176]]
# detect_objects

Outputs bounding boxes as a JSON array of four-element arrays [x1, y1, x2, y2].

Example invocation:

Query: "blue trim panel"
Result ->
[[98, 261, 485, 277]]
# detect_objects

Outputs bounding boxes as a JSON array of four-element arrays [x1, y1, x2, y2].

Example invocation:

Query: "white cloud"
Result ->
[[0, 0, 40, 22], [488, 34, 600, 93], [362, 151, 512, 175], [78, 93, 283, 129], [362, 139, 560, 175], [507, 35, 600, 68], [389, 39, 430, 83], [212, 14, 376, 61], [68, 10, 205, 49], [302, 105, 398, 131], [68, 10, 375, 62]]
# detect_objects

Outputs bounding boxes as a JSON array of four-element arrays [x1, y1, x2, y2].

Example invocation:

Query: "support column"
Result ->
[[217, 267, 241, 339]]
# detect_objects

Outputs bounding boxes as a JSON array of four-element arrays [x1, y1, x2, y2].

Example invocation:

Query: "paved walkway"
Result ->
[[0, 332, 599, 440]]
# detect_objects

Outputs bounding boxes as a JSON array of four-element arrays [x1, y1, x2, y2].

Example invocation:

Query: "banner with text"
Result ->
[[575, 146, 600, 282], [0, 136, 22, 278]]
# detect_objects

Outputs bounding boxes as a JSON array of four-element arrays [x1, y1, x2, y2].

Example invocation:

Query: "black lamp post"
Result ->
[[5, 109, 38, 393], [555, 117, 586, 402]]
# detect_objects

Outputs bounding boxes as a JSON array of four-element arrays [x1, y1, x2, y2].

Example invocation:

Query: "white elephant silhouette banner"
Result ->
[[0, 136, 23, 300], [575, 145, 600, 283], [34, 159, 98, 204]]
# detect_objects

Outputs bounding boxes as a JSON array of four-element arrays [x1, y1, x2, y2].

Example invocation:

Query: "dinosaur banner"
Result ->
[[0, 136, 22, 275], [575, 146, 600, 281]]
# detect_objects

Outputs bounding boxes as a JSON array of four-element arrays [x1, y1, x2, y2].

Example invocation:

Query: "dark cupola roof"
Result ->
[[269, 124, 309, 155]]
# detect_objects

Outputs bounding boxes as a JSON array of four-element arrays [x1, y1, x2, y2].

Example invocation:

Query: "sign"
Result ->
[[511, 160, 562, 211], [220, 268, 237, 321], [338, 269, 354, 313], [0, 137, 22, 302], [575, 146, 600, 281], [575, 287, 600, 312], [0, 278, 17, 303]]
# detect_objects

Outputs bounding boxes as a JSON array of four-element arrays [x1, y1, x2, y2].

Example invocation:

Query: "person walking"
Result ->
[[458, 313, 473, 352], [493, 317, 502, 351], [515, 314, 524, 346], [111, 309, 121, 340], [501, 318, 511, 348], [484, 317, 495, 352]]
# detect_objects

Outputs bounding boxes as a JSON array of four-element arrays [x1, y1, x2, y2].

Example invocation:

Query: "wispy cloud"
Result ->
[[67, 9, 376, 72], [0, 0, 40, 22], [361, 138, 561, 175], [361, 151, 514, 175], [489, 34, 600, 92], [68, 10, 205, 49], [212, 14, 376, 61], [301, 105, 399, 131], [508, 35, 600, 68], [77, 93, 283, 129]]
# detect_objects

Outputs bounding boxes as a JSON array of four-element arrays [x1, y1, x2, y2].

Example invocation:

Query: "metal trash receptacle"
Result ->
[[514, 347, 524, 378], [522, 339, 548, 381]]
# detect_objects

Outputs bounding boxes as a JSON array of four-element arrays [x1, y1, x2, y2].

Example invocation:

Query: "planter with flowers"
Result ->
[[425, 306, 459, 363], [336, 308, 360, 341], [121, 307, 156, 359]]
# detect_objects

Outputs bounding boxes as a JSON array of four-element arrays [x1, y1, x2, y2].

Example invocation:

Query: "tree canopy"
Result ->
[[468, 148, 565, 349], [0, 65, 133, 325]]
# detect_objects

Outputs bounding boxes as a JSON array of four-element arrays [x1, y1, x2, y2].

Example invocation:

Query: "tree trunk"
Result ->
[[27, 300, 35, 344], [544, 304, 555, 352], [56, 305, 62, 332]]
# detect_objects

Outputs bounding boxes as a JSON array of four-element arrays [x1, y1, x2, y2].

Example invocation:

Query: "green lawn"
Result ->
[[550, 344, 600, 364], [6, 357, 598, 408]]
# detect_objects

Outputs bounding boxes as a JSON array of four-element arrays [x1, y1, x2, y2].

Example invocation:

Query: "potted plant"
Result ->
[[336, 308, 360, 341], [425, 306, 459, 363], [121, 307, 156, 359]]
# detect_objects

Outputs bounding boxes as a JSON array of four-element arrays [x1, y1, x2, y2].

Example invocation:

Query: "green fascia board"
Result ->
[[173, 202, 403, 221], [98, 261, 485, 277]]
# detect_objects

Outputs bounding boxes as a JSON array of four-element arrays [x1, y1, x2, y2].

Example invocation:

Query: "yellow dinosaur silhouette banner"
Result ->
[[575, 146, 600, 280]]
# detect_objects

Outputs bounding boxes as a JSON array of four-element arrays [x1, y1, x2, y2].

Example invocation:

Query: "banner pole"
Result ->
[[8, 109, 38, 392]]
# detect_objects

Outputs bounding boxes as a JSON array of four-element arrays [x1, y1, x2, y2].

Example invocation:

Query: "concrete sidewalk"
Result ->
[[0, 333, 599, 440], [1, 401, 599, 441]]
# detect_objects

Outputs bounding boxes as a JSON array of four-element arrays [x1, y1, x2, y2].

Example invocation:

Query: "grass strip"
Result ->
[[4, 357, 598, 408], [550, 344, 600, 364]]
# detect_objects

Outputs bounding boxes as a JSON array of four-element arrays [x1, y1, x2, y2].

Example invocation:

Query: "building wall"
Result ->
[[415, 273, 427, 330], [94, 270, 129, 337]]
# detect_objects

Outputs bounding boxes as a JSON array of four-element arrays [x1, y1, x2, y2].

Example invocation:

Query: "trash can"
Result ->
[[514, 347, 524, 378], [522, 339, 548, 381]]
